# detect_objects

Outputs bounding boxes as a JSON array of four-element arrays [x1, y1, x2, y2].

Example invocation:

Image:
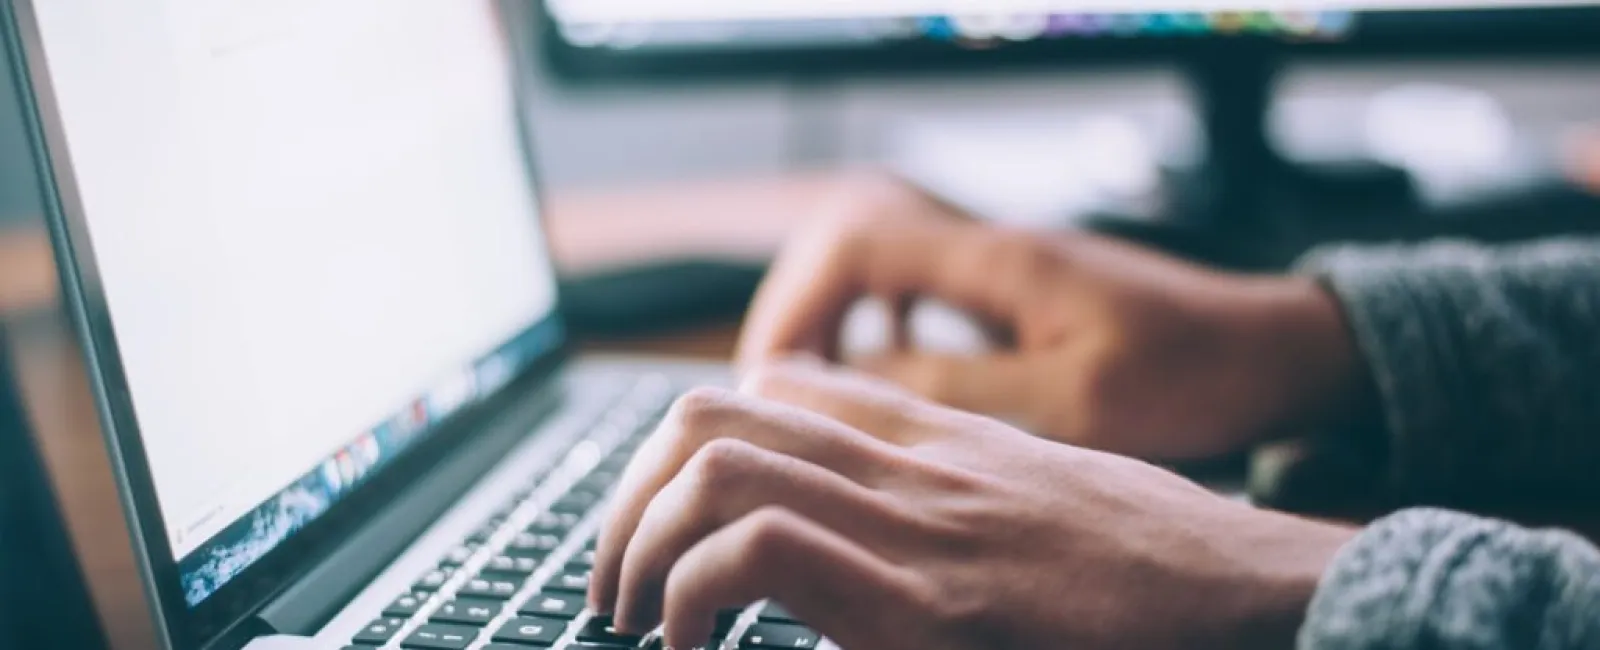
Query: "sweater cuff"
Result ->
[[1293, 244, 1470, 501], [1299, 508, 1600, 650]]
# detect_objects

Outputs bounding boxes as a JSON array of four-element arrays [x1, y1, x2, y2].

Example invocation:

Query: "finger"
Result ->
[[590, 388, 894, 613], [613, 439, 900, 633], [660, 507, 920, 650], [739, 360, 936, 444], [736, 216, 1026, 366], [854, 352, 1037, 422]]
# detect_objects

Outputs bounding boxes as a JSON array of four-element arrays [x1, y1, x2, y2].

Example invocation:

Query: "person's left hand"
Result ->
[[588, 361, 1356, 650]]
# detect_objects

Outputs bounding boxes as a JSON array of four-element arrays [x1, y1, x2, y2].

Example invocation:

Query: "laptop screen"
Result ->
[[25, 0, 561, 607]]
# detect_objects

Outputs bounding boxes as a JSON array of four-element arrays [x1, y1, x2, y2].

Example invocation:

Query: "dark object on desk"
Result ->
[[1092, 181, 1600, 272], [560, 260, 768, 338], [0, 327, 109, 650]]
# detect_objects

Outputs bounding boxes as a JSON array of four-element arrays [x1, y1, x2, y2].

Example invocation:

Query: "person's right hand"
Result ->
[[587, 361, 1356, 650], [737, 178, 1370, 461]]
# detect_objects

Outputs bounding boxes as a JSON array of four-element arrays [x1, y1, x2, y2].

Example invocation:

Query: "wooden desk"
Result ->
[[0, 172, 848, 650]]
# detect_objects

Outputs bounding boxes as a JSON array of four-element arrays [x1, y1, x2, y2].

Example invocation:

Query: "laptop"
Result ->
[[2, 1, 817, 649]]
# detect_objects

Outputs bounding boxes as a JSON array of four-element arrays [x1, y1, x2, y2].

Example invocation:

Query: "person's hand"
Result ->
[[588, 362, 1357, 650], [737, 183, 1368, 461]]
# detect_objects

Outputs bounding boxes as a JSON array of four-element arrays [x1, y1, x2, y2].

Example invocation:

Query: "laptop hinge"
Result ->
[[252, 383, 562, 639]]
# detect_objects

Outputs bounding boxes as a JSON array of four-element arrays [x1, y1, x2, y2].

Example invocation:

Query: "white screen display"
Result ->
[[29, 0, 557, 558]]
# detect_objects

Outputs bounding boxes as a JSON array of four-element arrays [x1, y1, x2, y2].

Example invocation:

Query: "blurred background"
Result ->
[[522, 2, 1600, 333], [3, 5, 1599, 225], [5, 3, 1600, 342], [14, 5, 1600, 328], [5, 5, 1600, 247]]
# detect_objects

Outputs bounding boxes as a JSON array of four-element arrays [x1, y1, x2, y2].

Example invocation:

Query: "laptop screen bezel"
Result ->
[[1, 1, 575, 647]]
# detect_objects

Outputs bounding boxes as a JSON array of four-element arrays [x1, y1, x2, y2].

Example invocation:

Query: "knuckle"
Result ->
[[738, 363, 795, 399], [667, 387, 739, 437], [736, 507, 802, 566], [684, 438, 760, 494], [899, 572, 1006, 647], [935, 591, 1006, 646]]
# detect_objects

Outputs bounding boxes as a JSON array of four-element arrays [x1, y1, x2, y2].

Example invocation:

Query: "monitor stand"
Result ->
[[1087, 45, 1600, 271], [1186, 47, 1418, 231]]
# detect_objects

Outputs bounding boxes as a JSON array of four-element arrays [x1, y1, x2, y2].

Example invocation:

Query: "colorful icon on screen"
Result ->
[[321, 458, 344, 494], [336, 451, 357, 487], [1280, 11, 1320, 36], [1209, 11, 1247, 34], [1317, 11, 1356, 37], [1173, 12, 1209, 34], [918, 16, 957, 41], [1144, 13, 1179, 35], [1045, 14, 1094, 37], [1108, 13, 1147, 36], [1245, 11, 1279, 33]]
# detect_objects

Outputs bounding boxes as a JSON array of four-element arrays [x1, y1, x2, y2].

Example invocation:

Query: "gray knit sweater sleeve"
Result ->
[[1297, 239, 1600, 505], [1289, 239, 1600, 650], [1300, 508, 1600, 650]]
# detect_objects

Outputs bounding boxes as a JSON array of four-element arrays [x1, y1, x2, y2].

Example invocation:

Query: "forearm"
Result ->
[[1300, 508, 1600, 650], [1292, 238, 1600, 507]]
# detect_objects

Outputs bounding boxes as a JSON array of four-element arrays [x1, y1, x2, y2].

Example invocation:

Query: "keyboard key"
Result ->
[[351, 617, 405, 645], [481, 569, 537, 586], [431, 597, 503, 627], [565, 644, 636, 650], [384, 592, 428, 618], [757, 602, 800, 624], [414, 568, 454, 593], [491, 501, 522, 521], [401, 623, 480, 649], [342, 646, 376, 650], [458, 576, 522, 600], [741, 623, 819, 649], [502, 547, 551, 563], [550, 490, 601, 516], [527, 512, 579, 535], [485, 554, 542, 576], [492, 616, 568, 646], [568, 548, 597, 569], [576, 615, 643, 646], [467, 524, 501, 545], [543, 569, 590, 594], [506, 533, 562, 558], [440, 544, 478, 567], [518, 592, 585, 619], [578, 469, 622, 492], [714, 609, 742, 639]]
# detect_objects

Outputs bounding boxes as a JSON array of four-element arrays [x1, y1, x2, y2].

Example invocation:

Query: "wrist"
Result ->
[[1243, 276, 1376, 437], [1220, 510, 1359, 650]]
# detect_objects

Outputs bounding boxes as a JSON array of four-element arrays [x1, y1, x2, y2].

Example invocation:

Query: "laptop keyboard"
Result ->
[[342, 376, 824, 650]]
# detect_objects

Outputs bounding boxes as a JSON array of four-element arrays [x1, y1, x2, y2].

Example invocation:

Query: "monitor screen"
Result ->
[[543, 0, 1595, 52], [25, 0, 561, 606]]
